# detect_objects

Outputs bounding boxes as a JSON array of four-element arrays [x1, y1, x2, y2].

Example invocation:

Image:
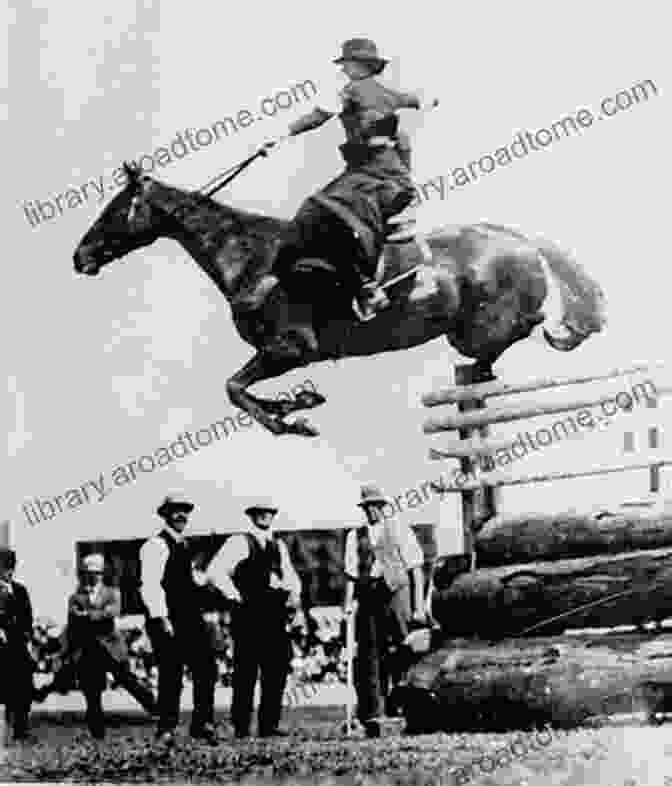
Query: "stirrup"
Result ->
[[352, 286, 390, 323]]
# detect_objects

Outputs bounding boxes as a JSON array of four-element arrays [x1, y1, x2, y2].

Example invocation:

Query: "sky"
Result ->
[[4, 0, 670, 618]]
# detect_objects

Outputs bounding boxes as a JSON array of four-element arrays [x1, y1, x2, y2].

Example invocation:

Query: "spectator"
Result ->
[[34, 557, 155, 721], [0, 547, 34, 742], [343, 484, 426, 737], [206, 500, 301, 738], [139, 493, 221, 746], [60, 553, 125, 739]]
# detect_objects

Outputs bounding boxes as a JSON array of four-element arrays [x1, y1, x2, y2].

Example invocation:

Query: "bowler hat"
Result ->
[[81, 553, 105, 573], [357, 484, 392, 509], [333, 38, 389, 68], [244, 500, 279, 517], [157, 492, 195, 519]]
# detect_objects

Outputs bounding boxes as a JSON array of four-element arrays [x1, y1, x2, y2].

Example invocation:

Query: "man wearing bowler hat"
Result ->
[[0, 546, 35, 742], [206, 500, 301, 738], [344, 484, 426, 737], [140, 493, 220, 745]]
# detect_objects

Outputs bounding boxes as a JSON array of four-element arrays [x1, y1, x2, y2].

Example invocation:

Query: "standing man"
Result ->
[[63, 553, 124, 739], [207, 500, 301, 739], [0, 547, 34, 742], [343, 485, 426, 737], [139, 493, 220, 745]]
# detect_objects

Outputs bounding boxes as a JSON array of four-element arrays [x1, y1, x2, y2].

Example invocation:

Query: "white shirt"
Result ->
[[139, 526, 185, 619], [344, 516, 424, 586], [207, 528, 301, 605]]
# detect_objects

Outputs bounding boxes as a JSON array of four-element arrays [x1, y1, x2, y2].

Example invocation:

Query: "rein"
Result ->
[[199, 149, 268, 198]]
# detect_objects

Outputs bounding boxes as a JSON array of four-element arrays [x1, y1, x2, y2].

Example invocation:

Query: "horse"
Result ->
[[73, 162, 606, 437]]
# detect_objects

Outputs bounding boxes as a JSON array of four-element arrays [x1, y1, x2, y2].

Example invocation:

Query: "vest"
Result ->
[[157, 530, 196, 622], [356, 526, 375, 579], [231, 533, 284, 609]]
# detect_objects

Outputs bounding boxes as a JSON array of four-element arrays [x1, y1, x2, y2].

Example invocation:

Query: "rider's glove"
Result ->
[[260, 135, 290, 156]]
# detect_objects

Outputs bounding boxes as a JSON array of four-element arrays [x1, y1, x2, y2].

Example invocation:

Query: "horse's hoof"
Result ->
[[285, 417, 320, 437], [294, 390, 327, 409]]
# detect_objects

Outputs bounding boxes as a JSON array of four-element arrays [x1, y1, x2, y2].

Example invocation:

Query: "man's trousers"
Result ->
[[230, 606, 291, 737], [354, 579, 412, 724], [146, 618, 217, 734], [1, 645, 34, 739]]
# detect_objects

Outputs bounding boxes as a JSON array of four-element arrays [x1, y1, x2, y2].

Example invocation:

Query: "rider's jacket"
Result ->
[[290, 76, 421, 150]]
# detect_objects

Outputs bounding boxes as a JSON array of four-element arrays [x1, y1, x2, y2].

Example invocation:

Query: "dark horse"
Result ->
[[73, 162, 606, 437]]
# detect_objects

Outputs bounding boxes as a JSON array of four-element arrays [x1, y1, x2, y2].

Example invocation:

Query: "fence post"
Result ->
[[455, 364, 498, 570]]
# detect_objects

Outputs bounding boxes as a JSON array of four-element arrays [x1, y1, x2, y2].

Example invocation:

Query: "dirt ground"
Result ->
[[0, 690, 670, 784]]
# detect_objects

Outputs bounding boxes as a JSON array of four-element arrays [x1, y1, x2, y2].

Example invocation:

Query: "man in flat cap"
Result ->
[[206, 500, 301, 738], [0, 546, 35, 741], [140, 493, 220, 745], [63, 553, 125, 739], [344, 484, 426, 737], [35, 552, 156, 730]]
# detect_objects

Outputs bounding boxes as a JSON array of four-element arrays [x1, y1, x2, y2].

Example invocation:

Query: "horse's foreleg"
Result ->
[[226, 354, 321, 437]]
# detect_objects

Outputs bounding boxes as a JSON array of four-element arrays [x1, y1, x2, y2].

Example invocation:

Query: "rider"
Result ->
[[266, 38, 438, 321]]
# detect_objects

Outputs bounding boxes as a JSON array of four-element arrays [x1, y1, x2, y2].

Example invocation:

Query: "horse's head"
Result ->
[[73, 162, 164, 276]]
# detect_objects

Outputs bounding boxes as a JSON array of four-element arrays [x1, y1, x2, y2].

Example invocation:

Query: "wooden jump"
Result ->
[[423, 390, 656, 434], [422, 362, 662, 407], [423, 361, 668, 571], [431, 459, 672, 494]]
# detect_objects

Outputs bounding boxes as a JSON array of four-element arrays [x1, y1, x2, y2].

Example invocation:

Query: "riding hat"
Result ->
[[333, 38, 389, 70], [157, 492, 195, 519], [357, 484, 393, 509]]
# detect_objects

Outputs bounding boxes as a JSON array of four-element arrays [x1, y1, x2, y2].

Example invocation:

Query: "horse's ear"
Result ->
[[122, 161, 142, 186]]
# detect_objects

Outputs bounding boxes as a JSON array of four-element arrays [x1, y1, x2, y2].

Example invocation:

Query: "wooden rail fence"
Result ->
[[424, 361, 670, 570]]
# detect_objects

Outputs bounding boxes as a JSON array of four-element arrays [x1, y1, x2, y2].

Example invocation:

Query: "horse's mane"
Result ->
[[188, 188, 290, 239]]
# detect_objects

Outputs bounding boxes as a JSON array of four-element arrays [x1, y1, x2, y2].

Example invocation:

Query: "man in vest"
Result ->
[[139, 493, 220, 746], [343, 484, 426, 737], [206, 500, 301, 739]]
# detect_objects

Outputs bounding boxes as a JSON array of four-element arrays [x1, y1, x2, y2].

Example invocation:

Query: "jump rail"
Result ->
[[424, 361, 670, 570]]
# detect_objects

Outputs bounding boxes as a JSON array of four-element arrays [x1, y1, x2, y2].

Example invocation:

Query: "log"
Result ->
[[474, 511, 672, 567], [430, 545, 672, 639], [402, 631, 672, 733]]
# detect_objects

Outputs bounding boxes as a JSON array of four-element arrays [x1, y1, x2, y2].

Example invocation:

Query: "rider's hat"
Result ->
[[333, 39, 389, 74]]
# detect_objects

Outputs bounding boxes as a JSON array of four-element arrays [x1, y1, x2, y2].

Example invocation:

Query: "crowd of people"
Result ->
[[0, 482, 431, 744]]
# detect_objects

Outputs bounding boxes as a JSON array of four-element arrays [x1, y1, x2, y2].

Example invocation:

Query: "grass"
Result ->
[[0, 704, 616, 784]]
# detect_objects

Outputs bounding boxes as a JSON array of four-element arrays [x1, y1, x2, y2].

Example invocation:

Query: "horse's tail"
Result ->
[[536, 236, 607, 352]]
